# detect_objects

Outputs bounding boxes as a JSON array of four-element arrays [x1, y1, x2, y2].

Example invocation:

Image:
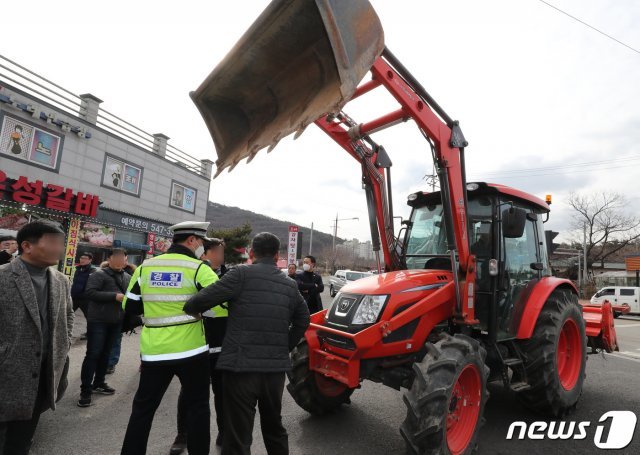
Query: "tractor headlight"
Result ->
[[352, 295, 389, 325]]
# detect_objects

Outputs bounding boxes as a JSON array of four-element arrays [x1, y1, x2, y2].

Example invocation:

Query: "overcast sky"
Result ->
[[3, 0, 639, 243]]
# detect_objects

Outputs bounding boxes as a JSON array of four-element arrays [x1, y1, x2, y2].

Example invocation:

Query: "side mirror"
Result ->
[[502, 207, 527, 238]]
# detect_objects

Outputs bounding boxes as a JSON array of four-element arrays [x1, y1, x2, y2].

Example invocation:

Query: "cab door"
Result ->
[[496, 206, 549, 340]]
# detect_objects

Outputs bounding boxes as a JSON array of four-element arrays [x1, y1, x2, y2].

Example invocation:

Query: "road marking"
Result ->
[[614, 323, 640, 328], [608, 353, 640, 363], [619, 351, 640, 357]]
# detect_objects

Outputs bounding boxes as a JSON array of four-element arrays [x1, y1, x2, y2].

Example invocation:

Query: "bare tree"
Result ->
[[568, 192, 640, 269]]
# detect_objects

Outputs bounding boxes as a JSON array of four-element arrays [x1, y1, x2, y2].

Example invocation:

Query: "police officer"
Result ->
[[120, 221, 220, 455], [171, 238, 228, 454]]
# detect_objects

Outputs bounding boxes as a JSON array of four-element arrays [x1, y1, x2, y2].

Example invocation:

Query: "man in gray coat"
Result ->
[[184, 232, 310, 455], [0, 220, 74, 454]]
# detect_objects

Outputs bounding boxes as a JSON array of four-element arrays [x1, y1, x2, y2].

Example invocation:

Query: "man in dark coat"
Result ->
[[184, 232, 310, 455], [70, 252, 97, 321], [77, 248, 131, 407], [0, 235, 18, 265], [0, 221, 74, 454], [287, 263, 297, 280], [297, 255, 324, 314]]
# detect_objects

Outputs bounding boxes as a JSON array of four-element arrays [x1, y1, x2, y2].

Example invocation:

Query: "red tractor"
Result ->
[[192, 1, 618, 453]]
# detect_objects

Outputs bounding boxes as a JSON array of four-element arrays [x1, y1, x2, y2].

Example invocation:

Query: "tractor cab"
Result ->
[[404, 182, 551, 340]]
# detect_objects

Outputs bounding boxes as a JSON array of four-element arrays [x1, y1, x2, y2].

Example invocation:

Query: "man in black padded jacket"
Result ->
[[184, 232, 310, 455], [297, 255, 324, 314]]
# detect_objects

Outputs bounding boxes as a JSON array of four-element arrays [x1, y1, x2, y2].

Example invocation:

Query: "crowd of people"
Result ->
[[0, 218, 329, 454]]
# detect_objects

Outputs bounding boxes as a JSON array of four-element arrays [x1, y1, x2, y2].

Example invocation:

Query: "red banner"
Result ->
[[147, 232, 156, 257]]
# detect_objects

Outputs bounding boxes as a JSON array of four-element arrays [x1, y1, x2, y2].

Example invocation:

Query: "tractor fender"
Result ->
[[516, 277, 578, 339]]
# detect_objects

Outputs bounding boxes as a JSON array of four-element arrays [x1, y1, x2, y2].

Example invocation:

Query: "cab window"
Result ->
[[620, 288, 635, 296]]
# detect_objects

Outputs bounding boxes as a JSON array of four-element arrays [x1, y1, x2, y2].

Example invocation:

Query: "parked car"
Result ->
[[590, 286, 639, 317], [329, 269, 373, 297]]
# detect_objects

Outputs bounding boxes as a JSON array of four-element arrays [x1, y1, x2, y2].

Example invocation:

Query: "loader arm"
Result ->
[[315, 51, 474, 275], [191, 0, 478, 322]]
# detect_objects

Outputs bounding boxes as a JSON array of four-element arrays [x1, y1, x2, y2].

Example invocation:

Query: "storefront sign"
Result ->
[[0, 169, 99, 217], [78, 222, 114, 247], [112, 240, 150, 252], [64, 217, 81, 277], [288, 225, 299, 265], [625, 255, 640, 271], [96, 208, 172, 236]]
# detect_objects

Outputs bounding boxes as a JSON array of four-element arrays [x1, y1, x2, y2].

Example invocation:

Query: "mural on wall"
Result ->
[[29, 129, 60, 167], [102, 155, 142, 196], [170, 181, 196, 213], [0, 114, 62, 170]]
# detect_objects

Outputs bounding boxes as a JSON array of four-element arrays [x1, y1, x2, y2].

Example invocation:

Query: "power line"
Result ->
[[470, 161, 637, 181], [472, 154, 640, 177], [536, 0, 640, 55]]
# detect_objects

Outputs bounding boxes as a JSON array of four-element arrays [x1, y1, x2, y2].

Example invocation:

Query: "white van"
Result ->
[[590, 286, 640, 317]]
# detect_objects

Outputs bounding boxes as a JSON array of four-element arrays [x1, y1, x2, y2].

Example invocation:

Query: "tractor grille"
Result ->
[[318, 330, 356, 350]]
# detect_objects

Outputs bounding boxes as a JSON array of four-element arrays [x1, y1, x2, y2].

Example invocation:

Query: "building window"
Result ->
[[169, 180, 197, 213], [101, 154, 143, 196], [0, 113, 64, 172]]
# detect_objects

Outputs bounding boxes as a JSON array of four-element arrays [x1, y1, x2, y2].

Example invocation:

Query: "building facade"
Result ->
[[0, 55, 212, 274], [337, 238, 375, 261]]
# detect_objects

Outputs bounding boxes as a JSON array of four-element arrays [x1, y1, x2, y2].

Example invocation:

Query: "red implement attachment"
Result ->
[[582, 300, 619, 353]]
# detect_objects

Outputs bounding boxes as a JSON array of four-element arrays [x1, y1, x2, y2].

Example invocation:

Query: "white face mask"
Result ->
[[195, 244, 205, 259], [303, 263, 311, 272]]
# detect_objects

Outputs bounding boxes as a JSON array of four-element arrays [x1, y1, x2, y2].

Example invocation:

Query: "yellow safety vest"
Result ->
[[123, 253, 218, 362]]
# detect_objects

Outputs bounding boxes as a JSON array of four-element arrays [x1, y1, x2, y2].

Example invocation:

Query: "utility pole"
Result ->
[[309, 222, 314, 255], [583, 222, 588, 286], [577, 255, 581, 293], [331, 214, 359, 273], [332, 213, 338, 256]]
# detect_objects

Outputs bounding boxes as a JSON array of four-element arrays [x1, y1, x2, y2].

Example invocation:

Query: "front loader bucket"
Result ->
[[191, 0, 384, 176], [582, 301, 619, 353]]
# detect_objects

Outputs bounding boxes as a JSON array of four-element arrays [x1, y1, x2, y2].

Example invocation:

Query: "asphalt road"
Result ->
[[30, 286, 640, 455]]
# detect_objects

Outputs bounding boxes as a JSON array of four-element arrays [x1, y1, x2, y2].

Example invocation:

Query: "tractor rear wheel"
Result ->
[[286, 340, 354, 415], [401, 334, 489, 455], [517, 288, 587, 417]]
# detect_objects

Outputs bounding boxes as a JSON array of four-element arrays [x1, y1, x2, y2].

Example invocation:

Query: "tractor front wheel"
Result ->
[[286, 340, 354, 415], [517, 288, 587, 417], [401, 333, 489, 455]]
